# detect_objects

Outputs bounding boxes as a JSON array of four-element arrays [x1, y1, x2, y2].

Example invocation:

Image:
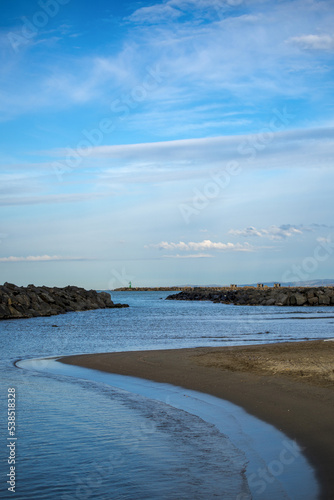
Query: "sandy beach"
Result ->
[[61, 340, 334, 499]]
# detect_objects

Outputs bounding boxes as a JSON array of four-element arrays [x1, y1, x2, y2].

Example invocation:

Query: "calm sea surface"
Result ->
[[1, 291, 333, 499]]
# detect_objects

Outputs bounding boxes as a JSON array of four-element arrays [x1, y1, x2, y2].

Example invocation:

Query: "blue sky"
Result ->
[[0, 0, 333, 288]]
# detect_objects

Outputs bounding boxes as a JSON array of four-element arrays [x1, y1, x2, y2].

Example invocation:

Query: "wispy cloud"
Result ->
[[317, 236, 331, 244], [54, 126, 334, 165], [3, 0, 333, 126], [0, 255, 92, 262], [0, 43, 137, 121], [128, 0, 242, 24], [228, 224, 330, 240], [124, 0, 334, 115], [147, 240, 255, 251], [1, 0, 333, 288], [128, 1, 183, 24], [287, 34, 334, 51], [163, 253, 213, 258], [0, 192, 110, 207]]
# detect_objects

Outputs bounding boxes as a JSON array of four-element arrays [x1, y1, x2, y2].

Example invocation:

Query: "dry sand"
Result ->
[[61, 340, 334, 499]]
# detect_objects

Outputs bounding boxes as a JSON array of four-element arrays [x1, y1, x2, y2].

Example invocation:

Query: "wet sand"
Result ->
[[61, 340, 334, 499]]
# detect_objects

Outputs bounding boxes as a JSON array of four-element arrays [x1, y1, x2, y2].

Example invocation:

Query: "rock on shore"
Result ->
[[0, 283, 129, 320], [166, 286, 334, 306]]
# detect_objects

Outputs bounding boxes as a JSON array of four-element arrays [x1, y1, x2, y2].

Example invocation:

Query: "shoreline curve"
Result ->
[[60, 340, 334, 499]]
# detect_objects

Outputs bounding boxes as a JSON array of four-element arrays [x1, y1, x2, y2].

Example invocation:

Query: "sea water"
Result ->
[[1, 291, 333, 499]]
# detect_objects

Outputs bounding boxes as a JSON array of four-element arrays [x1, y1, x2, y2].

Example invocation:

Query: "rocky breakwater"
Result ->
[[0, 283, 129, 320], [114, 287, 191, 291], [166, 286, 334, 306]]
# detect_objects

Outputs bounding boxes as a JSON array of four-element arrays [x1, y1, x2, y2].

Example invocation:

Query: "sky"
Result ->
[[0, 0, 333, 289]]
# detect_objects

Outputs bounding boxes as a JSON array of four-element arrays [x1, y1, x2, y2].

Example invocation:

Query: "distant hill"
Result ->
[[181, 279, 334, 288], [241, 279, 334, 287]]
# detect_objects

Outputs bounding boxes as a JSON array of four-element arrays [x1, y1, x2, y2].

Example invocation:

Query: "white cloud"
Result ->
[[0, 43, 137, 121], [43, 53, 134, 104], [52, 126, 334, 164], [2, 0, 334, 128], [316, 236, 331, 244], [0, 192, 110, 207], [128, 0, 234, 24], [71, 126, 334, 190], [288, 34, 334, 51], [229, 226, 264, 238], [121, 0, 334, 118], [163, 253, 213, 258], [229, 224, 316, 240], [0, 255, 90, 262], [3, 127, 334, 209], [148, 240, 254, 251], [128, 3, 182, 24]]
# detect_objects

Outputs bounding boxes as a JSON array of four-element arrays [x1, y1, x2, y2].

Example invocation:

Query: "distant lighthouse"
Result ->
[[129, 281, 132, 289]]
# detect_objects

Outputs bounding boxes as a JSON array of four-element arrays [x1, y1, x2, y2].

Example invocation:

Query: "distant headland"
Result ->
[[114, 283, 334, 306]]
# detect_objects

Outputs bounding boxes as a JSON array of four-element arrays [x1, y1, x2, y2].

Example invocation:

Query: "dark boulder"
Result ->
[[0, 284, 129, 320], [166, 286, 334, 307]]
